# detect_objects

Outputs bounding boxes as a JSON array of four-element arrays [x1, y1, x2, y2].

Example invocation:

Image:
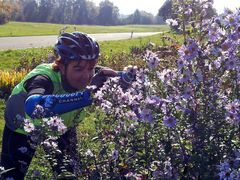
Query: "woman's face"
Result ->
[[60, 60, 97, 90]]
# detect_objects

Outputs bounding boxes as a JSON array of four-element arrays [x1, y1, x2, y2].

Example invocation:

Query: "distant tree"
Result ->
[[132, 9, 141, 24], [158, 0, 173, 21], [124, 9, 154, 24], [7, 0, 23, 21], [97, 0, 120, 25], [63, 0, 75, 24], [22, 0, 38, 22], [37, 0, 55, 22], [140, 11, 154, 24], [0, 0, 17, 24], [50, 0, 68, 24], [9, 0, 159, 25], [154, 15, 165, 24], [71, 0, 88, 24], [85, 0, 99, 24]]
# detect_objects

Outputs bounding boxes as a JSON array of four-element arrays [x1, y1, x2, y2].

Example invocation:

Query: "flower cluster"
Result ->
[[218, 149, 240, 179], [225, 100, 240, 124], [83, 8, 240, 179]]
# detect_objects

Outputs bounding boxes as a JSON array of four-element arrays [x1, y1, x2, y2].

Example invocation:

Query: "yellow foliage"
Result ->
[[0, 70, 27, 98]]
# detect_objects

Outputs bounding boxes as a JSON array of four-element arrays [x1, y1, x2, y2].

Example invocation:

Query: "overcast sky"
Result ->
[[90, 0, 240, 15]]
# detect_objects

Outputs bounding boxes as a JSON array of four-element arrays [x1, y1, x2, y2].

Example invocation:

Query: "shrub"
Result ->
[[0, 70, 27, 99]]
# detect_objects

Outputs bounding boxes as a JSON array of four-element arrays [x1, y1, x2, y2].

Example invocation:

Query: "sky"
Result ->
[[90, 0, 240, 15]]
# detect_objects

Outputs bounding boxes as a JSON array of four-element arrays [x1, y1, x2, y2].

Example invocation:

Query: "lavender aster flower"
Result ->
[[140, 108, 154, 123], [178, 39, 200, 61], [163, 116, 177, 128], [32, 104, 45, 118], [110, 150, 119, 160], [125, 111, 138, 121], [166, 19, 178, 26], [147, 56, 160, 69], [24, 119, 35, 133]]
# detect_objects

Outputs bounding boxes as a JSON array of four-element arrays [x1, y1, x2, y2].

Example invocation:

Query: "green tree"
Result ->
[[97, 0, 120, 25], [158, 0, 173, 21], [22, 0, 38, 22], [50, 0, 68, 24], [85, 0, 98, 25], [37, 0, 55, 22], [124, 9, 154, 24], [72, 0, 88, 24]]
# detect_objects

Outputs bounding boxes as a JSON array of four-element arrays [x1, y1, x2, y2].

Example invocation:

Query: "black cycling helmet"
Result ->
[[54, 32, 100, 63]]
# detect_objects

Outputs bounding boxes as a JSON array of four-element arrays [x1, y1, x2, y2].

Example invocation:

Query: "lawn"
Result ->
[[0, 21, 169, 37], [0, 32, 182, 70]]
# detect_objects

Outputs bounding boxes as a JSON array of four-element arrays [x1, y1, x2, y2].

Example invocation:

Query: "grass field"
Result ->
[[0, 32, 181, 70], [0, 22, 169, 37]]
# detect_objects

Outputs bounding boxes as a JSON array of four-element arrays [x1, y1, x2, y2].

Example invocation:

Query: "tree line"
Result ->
[[0, 0, 217, 26], [0, 0, 164, 25]]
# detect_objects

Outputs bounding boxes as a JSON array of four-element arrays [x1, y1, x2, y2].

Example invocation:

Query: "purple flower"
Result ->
[[178, 39, 200, 61], [32, 170, 41, 177], [225, 100, 239, 113], [100, 100, 112, 113], [163, 116, 177, 128], [192, 69, 203, 84], [225, 58, 238, 70], [224, 13, 239, 27], [147, 56, 160, 69], [182, 87, 193, 99], [32, 104, 45, 118], [24, 119, 35, 133], [177, 58, 188, 69], [218, 161, 231, 178], [221, 40, 233, 52], [213, 57, 223, 69], [46, 116, 67, 134], [157, 69, 176, 85], [225, 112, 240, 124], [140, 108, 154, 123], [145, 95, 162, 107], [152, 170, 163, 178], [208, 23, 225, 42], [178, 70, 191, 83], [184, 6, 192, 16], [166, 19, 178, 26], [125, 111, 138, 121], [110, 150, 119, 160], [136, 68, 147, 84]]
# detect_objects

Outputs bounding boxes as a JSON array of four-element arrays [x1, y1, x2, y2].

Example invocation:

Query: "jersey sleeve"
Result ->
[[23, 74, 54, 96]]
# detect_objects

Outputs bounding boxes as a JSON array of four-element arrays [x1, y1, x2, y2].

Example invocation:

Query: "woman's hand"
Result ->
[[90, 67, 118, 92]]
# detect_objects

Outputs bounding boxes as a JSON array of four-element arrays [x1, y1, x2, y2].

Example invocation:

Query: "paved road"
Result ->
[[0, 32, 160, 50]]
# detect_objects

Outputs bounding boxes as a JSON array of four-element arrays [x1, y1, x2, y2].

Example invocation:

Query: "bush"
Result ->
[[0, 70, 27, 99], [76, 9, 240, 179]]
